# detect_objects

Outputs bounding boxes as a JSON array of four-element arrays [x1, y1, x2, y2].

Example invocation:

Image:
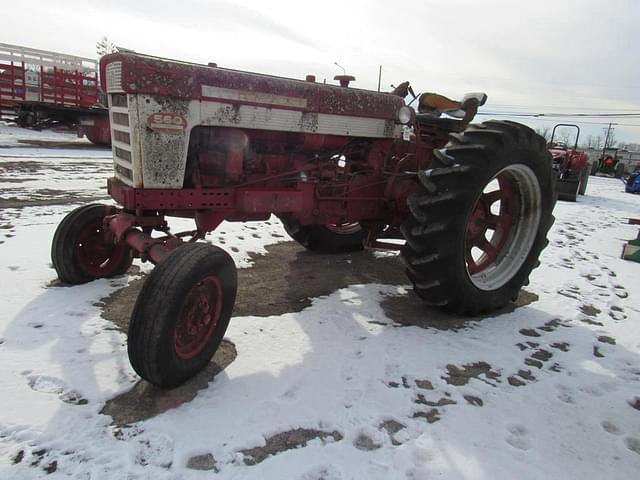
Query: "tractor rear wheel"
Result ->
[[52, 204, 133, 284], [128, 243, 237, 388], [279, 215, 366, 253], [401, 120, 555, 314]]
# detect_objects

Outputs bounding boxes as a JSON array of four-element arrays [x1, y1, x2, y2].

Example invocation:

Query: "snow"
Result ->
[[0, 124, 111, 159], [1, 124, 639, 479]]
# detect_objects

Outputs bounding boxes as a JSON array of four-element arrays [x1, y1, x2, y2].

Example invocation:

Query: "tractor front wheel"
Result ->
[[52, 204, 133, 284], [401, 120, 556, 314], [127, 243, 237, 388]]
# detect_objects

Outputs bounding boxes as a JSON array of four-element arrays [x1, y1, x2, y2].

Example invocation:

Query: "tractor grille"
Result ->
[[105, 62, 123, 93], [109, 93, 135, 186]]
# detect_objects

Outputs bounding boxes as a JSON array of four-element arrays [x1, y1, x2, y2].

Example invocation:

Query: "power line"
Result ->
[[477, 112, 640, 118], [486, 104, 640, 112], [474, 113, 640, 127]]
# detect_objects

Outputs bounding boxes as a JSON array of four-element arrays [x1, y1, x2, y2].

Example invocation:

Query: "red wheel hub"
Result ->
[[465, 174, 519, 275], [76, 219, 129, 277], [174, 276, 223, 360]]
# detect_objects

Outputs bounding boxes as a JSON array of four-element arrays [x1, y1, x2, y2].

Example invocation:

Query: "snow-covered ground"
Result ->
[[0, 125, 639, 479], [0, 123, 110, 160]]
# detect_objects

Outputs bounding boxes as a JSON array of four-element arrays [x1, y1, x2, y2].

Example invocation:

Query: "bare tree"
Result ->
[[96, 36, 117, 59], [585, 135, 594, 149], [535, 127, 550, 142], [557, 128, 575, 147], [585, 134, 603, 149], [594, 135, 603, 149]]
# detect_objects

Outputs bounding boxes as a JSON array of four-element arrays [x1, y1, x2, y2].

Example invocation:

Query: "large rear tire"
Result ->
[[52, 204, 133, 284], [128, 243, 237, 388], [401, 120, 555, 314], [279, 215, 366, 253]]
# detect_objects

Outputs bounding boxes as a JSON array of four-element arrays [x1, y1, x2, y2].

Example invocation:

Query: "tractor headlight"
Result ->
[[398, 106, 413, 125]]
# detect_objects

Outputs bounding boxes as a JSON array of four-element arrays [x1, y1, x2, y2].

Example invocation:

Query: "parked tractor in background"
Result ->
[[548, 124, 590, 201], [594, 148, 627, 178], [51, 52, 556, 388]]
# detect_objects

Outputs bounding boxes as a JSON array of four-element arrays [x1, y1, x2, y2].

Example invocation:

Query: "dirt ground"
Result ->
[[98, 241, 536, 426]]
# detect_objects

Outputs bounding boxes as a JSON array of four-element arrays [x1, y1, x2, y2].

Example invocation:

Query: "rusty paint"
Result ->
[[101, 53, 404, 120]]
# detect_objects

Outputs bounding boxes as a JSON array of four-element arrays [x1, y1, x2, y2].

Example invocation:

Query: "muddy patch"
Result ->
[[443, 361, 501, 386], [414, 393, 456, 407], [240, 428, 342, 465], [101, 243, 537, 328], [580, 304, 601, 317], [379, 419, 406, 445], [99, 275, 146, 333], [100, 340, 236, 426], [412, 408, 441, 423], [597, 335, 616, 345], [186, 453, 218, 472], [101, 243, 409, 327], [0, 194, 110, 209], [353, 433, 382, 451], [105, 239, 542, 335], [233, 243, 408, 317], [98, 241, 537, 424]]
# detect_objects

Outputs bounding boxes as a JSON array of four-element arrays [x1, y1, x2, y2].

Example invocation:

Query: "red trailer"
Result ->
[[0, 42, 110, 144]]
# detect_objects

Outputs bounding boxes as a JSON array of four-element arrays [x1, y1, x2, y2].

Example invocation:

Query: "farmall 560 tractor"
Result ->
[[52, 53, 556, 388]]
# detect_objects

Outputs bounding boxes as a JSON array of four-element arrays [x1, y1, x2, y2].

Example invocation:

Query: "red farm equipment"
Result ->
[[52, 52, 556, 388], [0, 43, 110, 144], [548, 124, 590, 201]]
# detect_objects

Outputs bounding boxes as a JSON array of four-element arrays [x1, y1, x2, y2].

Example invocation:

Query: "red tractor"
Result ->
[[52, 52, 556, 388], [548, 124, 590, 201]]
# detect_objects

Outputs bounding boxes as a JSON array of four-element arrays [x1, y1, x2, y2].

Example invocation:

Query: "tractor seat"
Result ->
[[416, 92, 488, 132]]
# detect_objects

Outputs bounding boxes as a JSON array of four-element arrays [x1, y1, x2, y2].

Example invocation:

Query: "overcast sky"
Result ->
[[4, 0, 640, 143]]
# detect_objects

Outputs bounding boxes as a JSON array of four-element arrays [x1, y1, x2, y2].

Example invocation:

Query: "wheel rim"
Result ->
[[465, 164, 542, 291], [324, 223, 362, 235], [76, 218, 129, 277], [174, 276, 223, 360]]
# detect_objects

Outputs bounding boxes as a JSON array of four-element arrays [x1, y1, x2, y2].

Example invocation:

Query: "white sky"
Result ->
[[4, 0, 640, 143]]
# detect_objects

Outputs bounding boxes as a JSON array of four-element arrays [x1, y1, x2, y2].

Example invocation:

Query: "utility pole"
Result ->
[[377, 65, 382, 92], [601, 123, 615, 161]]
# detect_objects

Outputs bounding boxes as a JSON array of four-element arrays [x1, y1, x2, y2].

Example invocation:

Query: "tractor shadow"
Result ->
[[100, 340, 237, 426], [101, 241, 537, 425]]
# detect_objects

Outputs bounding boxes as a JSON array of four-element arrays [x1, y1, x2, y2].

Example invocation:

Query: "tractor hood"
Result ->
[[100, 52, 405, 121]]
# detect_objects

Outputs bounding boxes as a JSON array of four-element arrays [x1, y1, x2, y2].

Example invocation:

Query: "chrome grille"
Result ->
[[105, 62, 123, 92], [109, 93, 134, 186]]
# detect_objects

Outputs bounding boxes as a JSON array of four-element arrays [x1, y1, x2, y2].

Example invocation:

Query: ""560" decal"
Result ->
[[147, 112, 187, 134]]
